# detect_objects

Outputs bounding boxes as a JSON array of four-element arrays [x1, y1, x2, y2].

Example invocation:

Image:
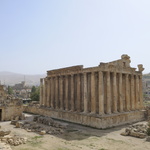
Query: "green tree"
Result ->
[[8, 86, 13, 95], [30, 86, 40, 101], [31, 86, 36, 93]]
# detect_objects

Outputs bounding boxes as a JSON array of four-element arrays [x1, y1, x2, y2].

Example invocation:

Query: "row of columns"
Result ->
[[40, 71, 143, 115]]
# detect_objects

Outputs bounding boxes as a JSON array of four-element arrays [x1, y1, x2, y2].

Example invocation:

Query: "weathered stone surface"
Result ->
[[11, 116, 66, 135], [0, 126, 27, 147], [39, 130, 46, 135], [34, 55, 145, 129], [0, 129, 11, 136], [11, 120, 18, 125], [121, 123, 148, 139], [0, 85, 23, 121], [15, 122, 23, 128]]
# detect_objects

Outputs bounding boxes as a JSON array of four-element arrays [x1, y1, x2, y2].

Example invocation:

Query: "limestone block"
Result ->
[[39, 130, 46, 135], [130, 131, 146, 138], [0, 129, 11, 136], [16, 122, 23, 128], [11, 120, 18, 125]]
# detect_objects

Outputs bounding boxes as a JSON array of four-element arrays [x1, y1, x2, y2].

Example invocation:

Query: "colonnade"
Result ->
[[40, 71, 143, 115]]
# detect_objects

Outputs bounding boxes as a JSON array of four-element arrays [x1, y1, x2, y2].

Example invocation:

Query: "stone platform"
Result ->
[[24, 106, 146, 129]]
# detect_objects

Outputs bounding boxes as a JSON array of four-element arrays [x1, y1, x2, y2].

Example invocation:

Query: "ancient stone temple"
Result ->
[[39, 55, 145, 128]]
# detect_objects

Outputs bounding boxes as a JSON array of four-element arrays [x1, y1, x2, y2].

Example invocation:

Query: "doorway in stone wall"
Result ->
[[0, 109, 2, 121]]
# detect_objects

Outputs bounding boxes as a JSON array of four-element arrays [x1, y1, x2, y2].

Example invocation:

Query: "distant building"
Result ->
[[13, 81, 25, 90], [12, 81, 32, 99]]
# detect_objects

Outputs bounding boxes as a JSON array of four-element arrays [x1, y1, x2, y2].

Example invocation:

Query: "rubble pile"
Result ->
[[11, 116, 66, 135], [33, 116, 66, 129], [121, 123, 149, 139], [0, 128, 27, 146]]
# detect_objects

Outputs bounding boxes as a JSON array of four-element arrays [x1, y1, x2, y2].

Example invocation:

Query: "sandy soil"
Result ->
[[0, 114, 150, 150]]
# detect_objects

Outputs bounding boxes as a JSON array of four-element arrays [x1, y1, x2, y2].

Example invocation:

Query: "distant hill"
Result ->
[[0, 71, 46, 86]]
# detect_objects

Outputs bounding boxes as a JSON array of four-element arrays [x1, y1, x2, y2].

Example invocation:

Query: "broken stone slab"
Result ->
[[16, 122, 23, 128], [39, 130, 46, 135], [120, 132, 129, 136], [11, 120, 18, 125], [0, 129, 11, 136], [130, 131, 146, 138]]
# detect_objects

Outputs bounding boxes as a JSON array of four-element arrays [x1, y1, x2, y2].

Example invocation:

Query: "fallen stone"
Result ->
[[11, 120, 18, 125], [39, 130, 46, 135], [0, 129, 11, 136], [16, 122, 23, 128]]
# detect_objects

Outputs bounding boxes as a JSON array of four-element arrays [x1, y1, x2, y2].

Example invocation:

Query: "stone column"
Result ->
[[83, 73, 88, 113], [65, 75, 69, 111], [77, 74, 81, 112], [91, 72, 96, 114], [55, 76, 58, 109], [135, 75, 139, 110], [118, 73, 123, 112], [98, 71, 104, 115], [106, 71, 111, 114], [112, 72, 117, 113], [43, 78, 46, 107], [40, 78, 43, 106], [59, 76, 63, 110], [71, 74, 74, 111], [125, 74, 130, 111], [50, 77, 54, 109], [45, 78, 48, 107], [49, 78, 51, 107], [139, 75, 144, 109], [46, 78, 50, 107], [131, 74, 135, 110]]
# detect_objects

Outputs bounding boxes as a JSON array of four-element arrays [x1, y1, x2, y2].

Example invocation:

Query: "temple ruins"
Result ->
[[0, 85, 23, 121], [38, 54, 145, 128]]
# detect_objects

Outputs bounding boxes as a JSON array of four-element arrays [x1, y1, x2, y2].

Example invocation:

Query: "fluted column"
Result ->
[[49, 78, 51, 107], [139, 75, 144, 109], [83, 73, 88, 113], [45, 79, 48, 107], [50, 77, 54, 109], [135, 75, 139, 110], [118, 73, 123, 112], [98, 71, 104, 115], [77, 74, 81, 112], [59, 76, 63, 110], [106, 71, 111, 114], [131, 74, 135, 110], [65, 75, 69, 111], [91, 72, 96, 114], [112, 72, 117, 113], [71, 74, 74, 111], [43, 78, 46, 106], [40, 78, 43, 106], [125, 74, 130, 111], [46, 78, 50, 107], [55, 76, 58, 109]]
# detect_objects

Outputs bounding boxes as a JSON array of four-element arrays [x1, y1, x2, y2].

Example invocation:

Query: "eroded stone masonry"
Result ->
[[38, 55, 145, 128], [0, 85, 23, 121]]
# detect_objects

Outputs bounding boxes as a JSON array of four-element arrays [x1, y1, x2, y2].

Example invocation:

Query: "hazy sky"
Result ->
[[0, 0, 150, 74]]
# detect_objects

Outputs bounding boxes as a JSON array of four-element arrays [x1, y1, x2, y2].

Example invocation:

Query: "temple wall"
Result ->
[[38, 55, 145, 128]]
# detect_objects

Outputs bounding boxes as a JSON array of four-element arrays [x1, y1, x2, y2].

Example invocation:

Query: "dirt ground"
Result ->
[[0, 113, 150, 150]]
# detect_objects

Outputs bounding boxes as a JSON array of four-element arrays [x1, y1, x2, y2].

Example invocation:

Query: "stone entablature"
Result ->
[[39, 55, 145, 128]]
